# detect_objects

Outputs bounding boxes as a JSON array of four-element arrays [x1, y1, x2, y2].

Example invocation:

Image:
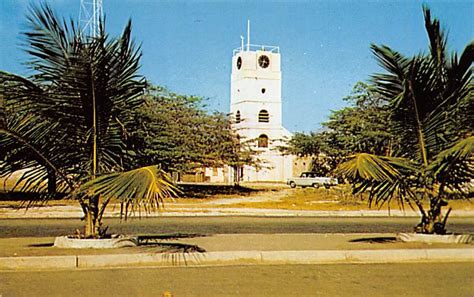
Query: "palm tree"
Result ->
[[0, 4, 176, 238], [337, 6, 473, 234]]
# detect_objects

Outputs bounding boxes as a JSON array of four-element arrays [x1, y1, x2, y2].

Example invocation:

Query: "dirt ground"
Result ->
[[1, 184, 473, 219]]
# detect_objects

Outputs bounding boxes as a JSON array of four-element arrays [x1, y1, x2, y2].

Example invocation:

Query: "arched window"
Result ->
[[258, 110, 269, 123], [258, 134, 269, 148], [235, 110, 241, 123]]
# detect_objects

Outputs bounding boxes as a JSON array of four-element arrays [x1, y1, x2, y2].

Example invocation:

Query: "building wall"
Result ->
[[229, 47, 294, 182]]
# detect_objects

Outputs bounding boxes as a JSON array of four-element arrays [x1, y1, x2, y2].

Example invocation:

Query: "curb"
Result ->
[[1, 248, 473, 270]]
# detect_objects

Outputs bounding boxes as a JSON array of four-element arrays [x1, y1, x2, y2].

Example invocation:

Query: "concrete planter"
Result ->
[[54, 236, 137, 249], [397, 233, 472, 244]]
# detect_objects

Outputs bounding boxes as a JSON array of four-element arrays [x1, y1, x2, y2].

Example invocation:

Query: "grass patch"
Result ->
[[217, 186, 367, 211]]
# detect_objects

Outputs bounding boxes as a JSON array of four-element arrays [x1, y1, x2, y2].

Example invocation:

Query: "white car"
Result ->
[[287, 172, 338, 189]]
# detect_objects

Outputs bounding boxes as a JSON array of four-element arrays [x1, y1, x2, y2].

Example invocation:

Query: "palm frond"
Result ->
[[76, 166, 179, 218], [428, 136, 474, 194], [370, 44, 408, 99], [2, 4, 146, 180], [337, 153, 410, 181], [423, 5, 448, 70], [337, 153, 418, 208]]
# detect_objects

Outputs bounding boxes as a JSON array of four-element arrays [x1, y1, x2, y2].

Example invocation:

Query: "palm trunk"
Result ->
[[91, 68, 98, 180], [414, 194, 449, 234], [84, 195, 100, 238], [407, 78, 428, 166], [84, 67, 100, 238], [85, 209, 95, 238]]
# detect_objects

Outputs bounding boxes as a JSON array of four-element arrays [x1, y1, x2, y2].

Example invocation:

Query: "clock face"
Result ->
[[236, 57, 242, 69], [258, 55, 270, 68]]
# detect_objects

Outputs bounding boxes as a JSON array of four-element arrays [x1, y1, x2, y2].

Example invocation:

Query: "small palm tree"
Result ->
[[0, 4, 177, 238], [337, 6, 473, 234]]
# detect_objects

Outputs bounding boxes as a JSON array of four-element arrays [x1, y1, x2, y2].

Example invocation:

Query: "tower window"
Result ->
[[258, 55, 270, 68], [261, 88, 266, 94], [236, 56, 242, 69], [235, 110, 241, 123], [258, 134, 269, 148], [258, 110, 269, 123]]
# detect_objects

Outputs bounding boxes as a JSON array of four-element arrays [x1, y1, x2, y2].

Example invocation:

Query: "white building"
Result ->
[[229, 29, 294, 182]]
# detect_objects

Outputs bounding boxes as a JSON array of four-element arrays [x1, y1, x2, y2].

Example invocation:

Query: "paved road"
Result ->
[[1, 263, 473, 296], [0, 216, 473, 237]]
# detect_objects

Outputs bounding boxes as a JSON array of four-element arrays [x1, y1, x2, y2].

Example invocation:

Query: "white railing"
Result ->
[[233, 44, 280, 56]]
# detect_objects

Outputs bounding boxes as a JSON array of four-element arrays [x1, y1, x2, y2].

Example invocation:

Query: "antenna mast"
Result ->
[[246, 19, 250, 51], [79, 0, 103, 39]]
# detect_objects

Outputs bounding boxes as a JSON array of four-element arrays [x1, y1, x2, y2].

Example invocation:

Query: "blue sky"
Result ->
[[0, 0, 472, 132]]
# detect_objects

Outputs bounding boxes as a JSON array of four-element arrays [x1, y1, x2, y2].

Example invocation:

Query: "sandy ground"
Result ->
[[2, 185, 473, 219], [1, 198, 473, 219]]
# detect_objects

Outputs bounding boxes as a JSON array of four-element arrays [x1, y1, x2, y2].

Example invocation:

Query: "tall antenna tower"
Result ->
[[79, 0, 103, 39]]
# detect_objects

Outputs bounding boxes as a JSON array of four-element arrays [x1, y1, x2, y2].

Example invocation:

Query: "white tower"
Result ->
[[230, 21, 293, 182], [79, 0, 103, 39]]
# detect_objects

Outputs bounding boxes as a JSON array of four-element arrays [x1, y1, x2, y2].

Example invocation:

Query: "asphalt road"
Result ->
[[0, 216, 473, 237], [1, 263, 473, 297]]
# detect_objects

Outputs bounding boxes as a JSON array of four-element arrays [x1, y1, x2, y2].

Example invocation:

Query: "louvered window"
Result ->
[[258, 110, 269, 123], [235, 110, 241, 123]]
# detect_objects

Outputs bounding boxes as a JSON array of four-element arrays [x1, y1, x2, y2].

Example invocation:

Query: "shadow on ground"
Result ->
[[349, 237, 398, 243], [178, 184, 260, 198], [27, 233, 208, 253]]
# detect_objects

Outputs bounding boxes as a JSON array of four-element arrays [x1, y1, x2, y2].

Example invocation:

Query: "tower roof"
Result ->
[[234, 20, 279, 56], [233, 45, 280, 56]]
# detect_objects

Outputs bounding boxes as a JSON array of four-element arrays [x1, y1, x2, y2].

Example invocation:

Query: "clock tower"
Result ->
[[230, 23, 293, 181]]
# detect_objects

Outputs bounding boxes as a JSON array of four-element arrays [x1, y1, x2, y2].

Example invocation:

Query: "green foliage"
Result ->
[[127, 86, 258, 174], [1, 4, 145, 189], [284, 132, 325, 157], [337, 6, 473, 234], [324, 82, 394, 156]]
